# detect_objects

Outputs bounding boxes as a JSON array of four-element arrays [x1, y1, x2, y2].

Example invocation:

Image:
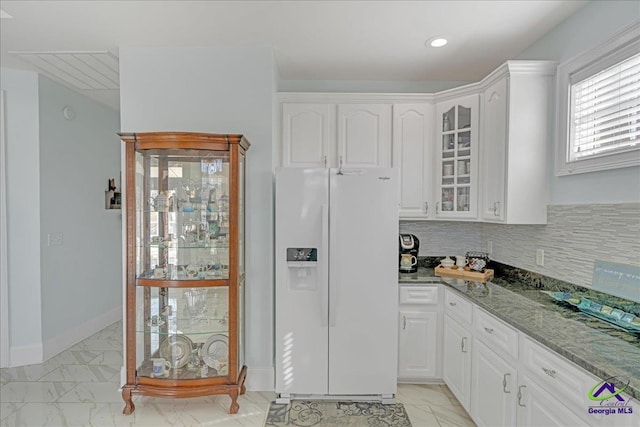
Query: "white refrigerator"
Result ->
[[275, 167, 398, 402]]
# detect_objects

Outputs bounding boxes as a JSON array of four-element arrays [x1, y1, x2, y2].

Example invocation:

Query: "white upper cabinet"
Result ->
[[337, 104, 392, 169], [393, 104, 434, 219], [435, 94, 480, 220], [280, 101, 391, 169], [479, 62, 556, 224], [278, 61, 555, 224], [480, 78, 508, 221], [281, 103, 334, 168]]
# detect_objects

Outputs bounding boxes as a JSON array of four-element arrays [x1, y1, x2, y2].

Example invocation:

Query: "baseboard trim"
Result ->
[[398, 378, 445, 385], [120, 366, 126, 389], [42, 306, 122, 361], [245, 366, 274, 391], [9, 342, 43, 367]]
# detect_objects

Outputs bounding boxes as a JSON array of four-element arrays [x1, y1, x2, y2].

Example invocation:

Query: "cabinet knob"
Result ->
[[449, 302, 457, 306], [436, 202, 440, 214], [424, 202, 429, 215], [403, 316, 407, 330], [484, 327, 494, 334], [493, 201, 501, 216], [461, 336, 468, 353], [323, 156, 327, 167]]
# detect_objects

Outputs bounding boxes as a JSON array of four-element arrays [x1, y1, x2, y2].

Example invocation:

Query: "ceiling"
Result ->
[[0, 1, 588, 111]]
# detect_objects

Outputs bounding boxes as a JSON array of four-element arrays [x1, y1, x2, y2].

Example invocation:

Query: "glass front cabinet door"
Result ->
[[120, 132, 250, 415], [435, 95, 479, 219]]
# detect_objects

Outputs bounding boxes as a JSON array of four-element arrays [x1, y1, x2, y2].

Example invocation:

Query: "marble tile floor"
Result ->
[[0, 321, 475, 426]]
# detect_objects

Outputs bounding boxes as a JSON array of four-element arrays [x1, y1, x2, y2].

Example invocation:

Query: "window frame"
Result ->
[[555, 23, 640, 176]]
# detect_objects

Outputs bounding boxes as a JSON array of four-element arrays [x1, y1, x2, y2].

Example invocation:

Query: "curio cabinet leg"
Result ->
[[122, 385, 135, 415]]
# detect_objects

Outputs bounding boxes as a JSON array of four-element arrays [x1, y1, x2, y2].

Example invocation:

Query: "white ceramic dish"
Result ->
[[159, 334, 193, 369], [200, 334, 229, 369]]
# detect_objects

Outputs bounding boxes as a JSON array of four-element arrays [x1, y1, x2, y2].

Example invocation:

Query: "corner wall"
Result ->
[[0, 68, 43, 365], [38, 75, 122, 359], [0, 69, 122, 367]]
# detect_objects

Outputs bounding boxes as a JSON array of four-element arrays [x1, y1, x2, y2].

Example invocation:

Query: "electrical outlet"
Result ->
[[536, 249, 544, 266], [487, 240, 493, 254], [48, 232, 63, 246]]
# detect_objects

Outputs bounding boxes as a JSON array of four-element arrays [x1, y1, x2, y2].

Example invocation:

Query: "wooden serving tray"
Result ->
[[435, 265, 494, 282]]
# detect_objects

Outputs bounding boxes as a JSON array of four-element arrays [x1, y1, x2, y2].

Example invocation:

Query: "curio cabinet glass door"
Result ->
[[120, 132, 250, 415]]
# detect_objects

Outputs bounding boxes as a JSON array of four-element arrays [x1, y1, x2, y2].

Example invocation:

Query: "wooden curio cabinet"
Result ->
[[119, 132, 250, 415]]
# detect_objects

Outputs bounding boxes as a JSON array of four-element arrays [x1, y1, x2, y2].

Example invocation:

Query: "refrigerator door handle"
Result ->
[[321, 203, 330, 327], [329, 198, 338, 327]]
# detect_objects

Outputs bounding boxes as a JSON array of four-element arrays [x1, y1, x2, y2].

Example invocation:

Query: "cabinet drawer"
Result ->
[[444, 289, 472, 324], [400, 286, 438, 305], [521, 336, 599, 413], [473, 307, 519, 361]]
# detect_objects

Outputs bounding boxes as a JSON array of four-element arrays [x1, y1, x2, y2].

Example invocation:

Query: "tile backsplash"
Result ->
[[400, 220, 483, 257], [401, 203, 640, 290]]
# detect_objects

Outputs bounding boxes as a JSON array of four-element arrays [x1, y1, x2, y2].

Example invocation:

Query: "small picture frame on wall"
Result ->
[[105, 178, 121, 209]]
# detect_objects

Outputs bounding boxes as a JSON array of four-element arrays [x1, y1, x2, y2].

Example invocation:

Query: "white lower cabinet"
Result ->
[[520, 335, 599, 418], [470, 306, 595, 427], [398, 311, 438, 379], [443, 313, 472, 411], [398, 285, 441, 381], [439, 291, 638, 427], [516, 373, 586, 427], [470, 339, 517, 427]]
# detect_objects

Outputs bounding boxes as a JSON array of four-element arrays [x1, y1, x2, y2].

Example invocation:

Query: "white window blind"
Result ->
[[569, 53, 640, 161]]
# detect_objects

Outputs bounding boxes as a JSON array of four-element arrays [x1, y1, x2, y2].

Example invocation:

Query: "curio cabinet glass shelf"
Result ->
[[119, 132, 250, 415]]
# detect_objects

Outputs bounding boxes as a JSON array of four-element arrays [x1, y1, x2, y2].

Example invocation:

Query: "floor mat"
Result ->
[[265, 400, 412, 426]]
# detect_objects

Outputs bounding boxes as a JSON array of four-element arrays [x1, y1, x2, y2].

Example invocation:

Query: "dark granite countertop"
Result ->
[[399, 266, 640, 400]]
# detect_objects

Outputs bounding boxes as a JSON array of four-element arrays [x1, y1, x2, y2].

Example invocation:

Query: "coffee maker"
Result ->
[[399, 234, 420, 273]]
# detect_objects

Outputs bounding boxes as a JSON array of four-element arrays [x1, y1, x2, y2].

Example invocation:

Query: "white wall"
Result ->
[[38, 76, 122, 359], [0, 70, 122, 367], [516, 1, 639, 63], [119, 45, 276, 390], [0, 68, 43, 365], [516, 0, 640, 204]]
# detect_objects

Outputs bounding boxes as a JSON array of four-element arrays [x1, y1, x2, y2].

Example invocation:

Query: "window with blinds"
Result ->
[[555, 24, 639, 175], [569, 53, 640, 161]]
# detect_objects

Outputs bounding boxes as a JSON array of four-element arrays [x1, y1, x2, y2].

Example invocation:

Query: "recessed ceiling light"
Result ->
[[0, 9, 13, 19], [426, 37, 448, 48]]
